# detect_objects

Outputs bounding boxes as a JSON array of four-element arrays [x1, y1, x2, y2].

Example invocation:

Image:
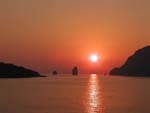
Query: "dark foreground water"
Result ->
[[0, 74, 150, 113]]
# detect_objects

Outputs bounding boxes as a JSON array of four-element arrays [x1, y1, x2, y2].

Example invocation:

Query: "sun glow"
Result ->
[[90, 54, 99, 63]]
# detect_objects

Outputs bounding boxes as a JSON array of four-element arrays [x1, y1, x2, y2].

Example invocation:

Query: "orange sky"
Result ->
[[0, 0, 150, 74]]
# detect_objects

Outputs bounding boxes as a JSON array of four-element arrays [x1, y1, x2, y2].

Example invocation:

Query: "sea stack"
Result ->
[[110, 46, 150, 77], [72, 66, 78, 75]]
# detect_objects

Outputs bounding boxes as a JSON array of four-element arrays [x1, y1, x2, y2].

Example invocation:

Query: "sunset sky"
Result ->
[[0, 0, 150, 74]]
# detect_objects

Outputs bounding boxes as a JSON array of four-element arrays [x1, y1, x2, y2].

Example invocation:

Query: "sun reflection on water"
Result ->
[[85, 74, 103, 113]]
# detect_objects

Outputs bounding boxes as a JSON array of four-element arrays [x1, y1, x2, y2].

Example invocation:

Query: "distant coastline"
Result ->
[[0, 62, 44, 78], [1, 46, 150, 78]]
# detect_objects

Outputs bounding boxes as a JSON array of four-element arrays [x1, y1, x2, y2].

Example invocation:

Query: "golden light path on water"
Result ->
[[85, 74, 103, 113]]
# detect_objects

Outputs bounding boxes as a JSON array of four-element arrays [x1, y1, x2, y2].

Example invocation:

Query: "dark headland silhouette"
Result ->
[[72, 66, 78, 75], [110, 46, 150, 77], [0, 62, 42, 78]]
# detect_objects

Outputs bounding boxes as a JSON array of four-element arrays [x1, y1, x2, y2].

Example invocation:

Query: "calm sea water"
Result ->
[[0, 74, 150, 113]]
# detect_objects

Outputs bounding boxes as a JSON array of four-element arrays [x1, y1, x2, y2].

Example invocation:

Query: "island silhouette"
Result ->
[[110, 46, 150, 77], [0, 62, 42, 78], [52, 70, 58, 75]]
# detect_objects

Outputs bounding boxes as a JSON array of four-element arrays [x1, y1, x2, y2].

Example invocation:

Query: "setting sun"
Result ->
[[90, 54, 99, 63]]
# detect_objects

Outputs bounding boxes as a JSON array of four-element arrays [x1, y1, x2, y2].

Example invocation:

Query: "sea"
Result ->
[[0, 74, 150, 113]]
